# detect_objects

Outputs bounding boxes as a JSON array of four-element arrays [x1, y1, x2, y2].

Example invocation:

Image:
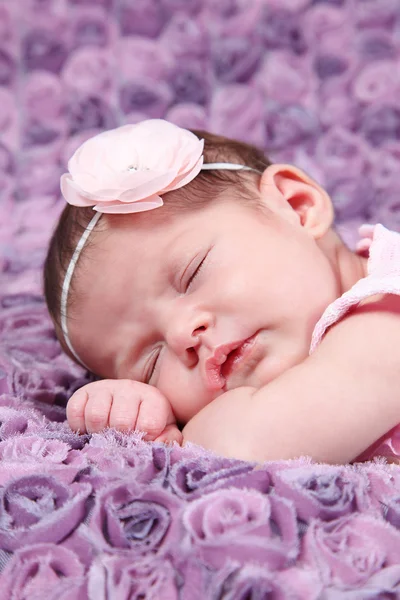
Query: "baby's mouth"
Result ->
[[205, 335, 258, 391]]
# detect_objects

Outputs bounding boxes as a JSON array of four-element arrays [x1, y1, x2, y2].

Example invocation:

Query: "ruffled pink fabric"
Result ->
[[60, 119, 204, 214], [310, 224, 400, 461]]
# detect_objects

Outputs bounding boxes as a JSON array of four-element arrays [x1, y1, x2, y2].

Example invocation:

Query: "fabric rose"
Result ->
[[169, 58, 211, 105], [315, 127, 372, 179], [257, 51, 311, 104], [301, 514, 400, 589], [373, 187, 400, 232], [0, 436, 87, 485], [117, 37, 170, 81], [355, 0, 399, 28], [0, 48, 16, 87], [87, 555, 178, 600], [78, 430, 154, 487], [319, 96, 360, 131], [183, 488, 298, 569], [209, 84, 266, 147], [260, 6, 308, 54], [18, 152, 62, 199], [79, 432, 151, 485], [270, 463, 371, 523], [67, 95, 117, 137], [60, 120, 204, 214], [359, 103, 400, 147], [329, 178, 375, 222], [211, 36, 262, 83], [303, 5, 347, 45], [169, 454, 269, 499], [62, 47, 114, 96], [22, 71, 64, 121], [357, 30, 395, 61], [211, 561, 323, 600], [119, 0, 165, 37], [264, 102, 319, 150], [0, 475, 91, 551], [70, 6, 114, 48], [0, 405, 40, 441], [119, 77, 173, 118], [89, 482, 182, 556], [0, 87, 17, 148], [22, 27, 67, 73], [0, 543, 87, 600], [160, 13, 208, 58], [166, 103, 207, 130], [371, 141, 400, 190], [353, 60, 400, 104]]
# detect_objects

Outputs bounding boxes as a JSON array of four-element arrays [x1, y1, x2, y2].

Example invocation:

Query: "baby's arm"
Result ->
[[183, 295, 400, 463], [67, 379, 182, 444]]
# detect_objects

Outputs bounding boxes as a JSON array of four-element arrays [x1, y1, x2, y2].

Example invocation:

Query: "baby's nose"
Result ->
[[167, 312, 212, 365]]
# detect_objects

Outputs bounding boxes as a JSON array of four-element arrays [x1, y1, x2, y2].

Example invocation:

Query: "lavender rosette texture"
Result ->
[[1, 0, 400, 597]]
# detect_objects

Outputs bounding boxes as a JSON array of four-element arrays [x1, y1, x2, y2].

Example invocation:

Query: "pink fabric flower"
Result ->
[[60, 119, 204, 214]]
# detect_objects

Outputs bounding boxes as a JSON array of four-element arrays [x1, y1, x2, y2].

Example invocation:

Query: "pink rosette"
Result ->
[[202, 0, 263, 37], [22, 71, 64, 121], [0, 543, 87, 600], [19, 151, 63, 199], [69, 5, 117, 49], [319, 96, 360, 131], [119, 0, 165, 38], [87, 555, 178, 600], [160, 13, 208, 59], [330, 177, 375, 221], [354, 0, 399, 28], [88, 481, 182, 556], [0, 405, 41, 440], [62, 47, 114, 96], [119, 75, 173, 118], [0, 87, 18, 150], [166, 103, 208, 130], [353, 60, 400, 103], [270, 463, 372, 523], [211, 562, 322, 600], [183, 488, 298, 569], [303, 5, 347, 44], [256, 51, 313, 105], [168, 454, 269, 500], [60, 120, 204, 214], [301, 514, 400, 589], [0, 436, 87, 485], [0, 475, 91, 551], [209, 84, 266, 147], [117, 36, 172, 81], [371, 141, 400, 189], [315, 127, 371, 180]]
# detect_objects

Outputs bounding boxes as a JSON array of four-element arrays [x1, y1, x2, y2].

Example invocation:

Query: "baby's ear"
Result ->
[[259, 164, 334, 239]]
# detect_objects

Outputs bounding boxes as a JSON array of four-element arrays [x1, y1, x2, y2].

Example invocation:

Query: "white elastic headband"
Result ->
[[61, 163, 257, 368]]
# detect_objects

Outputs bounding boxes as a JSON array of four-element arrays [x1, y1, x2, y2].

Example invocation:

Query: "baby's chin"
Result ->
[[226, 350, 308, 391]]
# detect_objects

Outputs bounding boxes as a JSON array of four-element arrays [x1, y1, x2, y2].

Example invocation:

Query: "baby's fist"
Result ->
[[67, 379, 182, 444]]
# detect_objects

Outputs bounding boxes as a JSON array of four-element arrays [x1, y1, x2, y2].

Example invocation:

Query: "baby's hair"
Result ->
[[43, 129, 272, 359]]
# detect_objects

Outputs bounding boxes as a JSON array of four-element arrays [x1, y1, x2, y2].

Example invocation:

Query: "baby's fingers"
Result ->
[[154, 424, 183, 446], [136, 389, 175, 441], [67, 390, 89, 433], [84, 389, 113, 434]]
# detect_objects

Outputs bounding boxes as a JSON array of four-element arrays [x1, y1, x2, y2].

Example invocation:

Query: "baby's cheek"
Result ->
[[157, 361, 216, 424]]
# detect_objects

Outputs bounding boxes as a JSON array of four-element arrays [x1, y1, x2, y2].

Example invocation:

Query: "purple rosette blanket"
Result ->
[[1, 0, 400, 597]]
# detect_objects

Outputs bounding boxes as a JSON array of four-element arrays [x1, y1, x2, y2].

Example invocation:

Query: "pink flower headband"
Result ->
[[60, 119, 259, 368]]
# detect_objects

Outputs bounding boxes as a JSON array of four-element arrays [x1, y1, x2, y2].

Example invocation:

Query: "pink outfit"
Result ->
[[310, 224, 400, 462]]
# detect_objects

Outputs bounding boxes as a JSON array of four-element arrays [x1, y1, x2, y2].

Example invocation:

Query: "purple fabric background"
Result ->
[[1, 0, 400, 597]]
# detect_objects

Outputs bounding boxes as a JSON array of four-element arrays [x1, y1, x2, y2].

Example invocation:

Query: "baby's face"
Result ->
[[69, 197, 340, 423]]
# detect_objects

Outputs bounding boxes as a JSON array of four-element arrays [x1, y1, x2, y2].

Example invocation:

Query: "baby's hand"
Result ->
[[67, 379, 182, 444]]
